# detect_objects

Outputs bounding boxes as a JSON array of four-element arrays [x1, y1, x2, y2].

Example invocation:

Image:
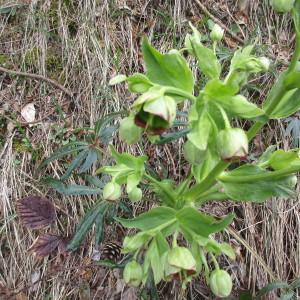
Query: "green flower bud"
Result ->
[[184, 140, 206, 165], [123, 260, 143, 287], [217, 128, 248, 161], [119, 116, 143, 145], [209, 269, 233, 298], [167, 246, 196, 271], [103, 182, 121, 201], [128, 187, 142, 202], [258, 57, 271, 71], [270, 0, 295, 13], [210, 23, 224, 42]]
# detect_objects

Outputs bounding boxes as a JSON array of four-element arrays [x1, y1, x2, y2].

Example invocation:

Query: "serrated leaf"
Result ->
[[60, 148, 89, 181], [68, 201, 108, 251], [94, 111, 124, 137], [40, 142, 89, 167], [95, 213, 105, 245], [78, 149, 98, 173], [256, 281, 290, 299], [155, 128, 190, 145], [17, 196, 56, 230], [45, 177, 102, 195]]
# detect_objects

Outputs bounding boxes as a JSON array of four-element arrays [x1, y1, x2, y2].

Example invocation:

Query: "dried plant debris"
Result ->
[[16, 196, 56, 229], [29, 234, 68, 258]]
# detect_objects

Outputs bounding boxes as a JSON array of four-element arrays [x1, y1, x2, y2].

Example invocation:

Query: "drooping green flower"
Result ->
[[103, 182, 122, 201], [123, 260, 143, 287], [209, 269, 233, 298], [133, 87, 177, 134], [210, 23, 224, 42], [217, 128, 248, 161], [167, 246, 196, 271], [119, 116, 143, 145]]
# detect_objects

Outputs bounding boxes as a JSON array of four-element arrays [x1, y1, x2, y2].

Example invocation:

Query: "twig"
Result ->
[[194, 0, 244, 44], [0, 66, 73, 97]]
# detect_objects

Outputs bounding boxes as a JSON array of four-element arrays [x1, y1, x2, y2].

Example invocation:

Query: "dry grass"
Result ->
[[0, 0, 299, 299]]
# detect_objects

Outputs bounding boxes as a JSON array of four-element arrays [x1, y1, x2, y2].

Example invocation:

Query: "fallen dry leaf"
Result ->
[[21, 103, 35, 123], [17, 196, 56, 229], [29, 234, 67, 258]]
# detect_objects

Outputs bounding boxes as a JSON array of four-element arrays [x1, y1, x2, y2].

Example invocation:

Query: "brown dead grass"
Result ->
[[0, 0, 299, 299]]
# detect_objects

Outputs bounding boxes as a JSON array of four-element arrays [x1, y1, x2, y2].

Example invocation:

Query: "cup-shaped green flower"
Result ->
[[128, 187, 142, 202], [270, 0, 295, 13], [103, 182, 122, 201], [217, 128, 248, 161], [210, 23, 224, 42], [119, 116, 143, 145], [209, 269, 233, 298], [167, 246, 196, 271], [244, 57, 270, 73], [133, 88, 177, 134], [123, 260, 143, 287]]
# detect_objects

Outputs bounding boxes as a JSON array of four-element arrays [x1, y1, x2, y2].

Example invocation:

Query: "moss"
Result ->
[[24, 47, 41, 67], [46, 48, 63, 79], [0, 54, 9, 66]]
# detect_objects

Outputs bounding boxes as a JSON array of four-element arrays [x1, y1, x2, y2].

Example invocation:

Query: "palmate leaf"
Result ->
[[155, 128, 190, 145]]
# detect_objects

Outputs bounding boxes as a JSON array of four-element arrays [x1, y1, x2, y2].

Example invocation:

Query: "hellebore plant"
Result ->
[[39, 0, 300, 298], [101, 1, 300, 296]]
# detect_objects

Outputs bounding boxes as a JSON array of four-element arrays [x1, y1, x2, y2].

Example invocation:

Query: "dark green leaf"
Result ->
[[256, 281, 289, 299], [84, 175, 106, 188], [155, 128, 190, 145], [116, 207, 176, 231], [94, 111, 124, 136], [68, 201, 108, 251], [45, 178, 102, 195], [95, 213, 105, 245], [142, 37, 194, 93], [100, 125, 118, 144], [61, 149, 89, 181], [78, 149, 98, 173], [40, 142, 89, 167]]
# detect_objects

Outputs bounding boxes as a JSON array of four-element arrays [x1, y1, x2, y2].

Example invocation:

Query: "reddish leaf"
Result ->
[[17, 196, 56, 229], [29, 234, 67, 258]]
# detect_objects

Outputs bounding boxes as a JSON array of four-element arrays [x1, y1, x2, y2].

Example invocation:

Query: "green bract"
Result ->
[[167, 246, 196, 271], [209, 269, 233, 298]]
